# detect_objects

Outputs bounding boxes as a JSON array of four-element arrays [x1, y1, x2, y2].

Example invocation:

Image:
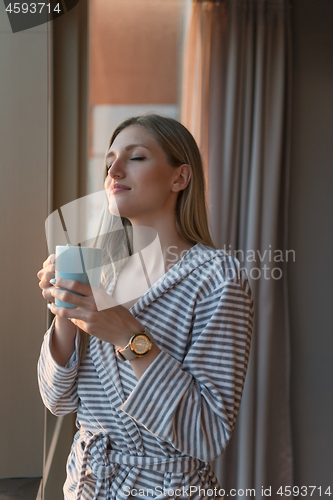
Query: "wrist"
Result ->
[[129, 342, 161, 380], [51, 317, 77, 367], [55, 315, 77, 337], [115, 319, 147, 349], [116, 329, 154, 361]]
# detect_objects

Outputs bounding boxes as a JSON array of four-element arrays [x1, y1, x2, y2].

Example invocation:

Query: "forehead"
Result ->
[[108, 124, 157, 154]]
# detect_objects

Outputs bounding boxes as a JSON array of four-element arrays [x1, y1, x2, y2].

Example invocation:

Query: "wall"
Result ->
[[0, 4, 47, 478], [89, 0, 180, 106], [289, 0, 333, 490]]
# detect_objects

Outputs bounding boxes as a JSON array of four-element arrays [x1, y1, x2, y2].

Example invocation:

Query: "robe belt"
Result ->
[[91, 450, 205, 477], [76, 429, 205, 499]]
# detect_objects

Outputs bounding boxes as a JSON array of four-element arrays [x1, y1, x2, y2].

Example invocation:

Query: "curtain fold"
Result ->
[[181, 0, 293, 495]]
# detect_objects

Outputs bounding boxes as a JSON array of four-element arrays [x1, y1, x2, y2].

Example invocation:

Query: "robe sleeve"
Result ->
[[37, 320, 80, 416], [121, 280, 253, 462]]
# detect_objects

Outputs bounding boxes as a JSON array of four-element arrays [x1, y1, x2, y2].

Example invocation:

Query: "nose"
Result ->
[[107, 157, 125, 179]]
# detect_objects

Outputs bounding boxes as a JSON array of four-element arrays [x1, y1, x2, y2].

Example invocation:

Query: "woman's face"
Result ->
[[104, 125, 185, 224]]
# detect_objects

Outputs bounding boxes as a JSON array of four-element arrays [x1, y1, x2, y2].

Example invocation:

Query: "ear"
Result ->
[[171, 164, 192, 193]]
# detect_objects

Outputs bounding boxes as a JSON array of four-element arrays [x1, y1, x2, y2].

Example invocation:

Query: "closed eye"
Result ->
[[105, 156, 145, 175]]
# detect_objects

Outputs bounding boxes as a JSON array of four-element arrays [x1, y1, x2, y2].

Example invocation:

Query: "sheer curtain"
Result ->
[[182, 0, 293, 494]]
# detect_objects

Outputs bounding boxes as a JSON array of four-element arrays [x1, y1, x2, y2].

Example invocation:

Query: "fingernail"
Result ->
[[47, 303, 52, 310], [50, 279, 56, 285]]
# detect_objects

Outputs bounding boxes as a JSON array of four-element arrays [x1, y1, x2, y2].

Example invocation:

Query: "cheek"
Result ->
[[150, 173, 174, 200], [141, 168, 172, 192]]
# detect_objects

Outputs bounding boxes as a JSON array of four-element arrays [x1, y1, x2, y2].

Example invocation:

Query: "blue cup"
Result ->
[[55, 245, 102, 308]]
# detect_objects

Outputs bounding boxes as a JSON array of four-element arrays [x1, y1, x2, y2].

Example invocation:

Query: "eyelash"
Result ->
[[106, 157, 145, 172]]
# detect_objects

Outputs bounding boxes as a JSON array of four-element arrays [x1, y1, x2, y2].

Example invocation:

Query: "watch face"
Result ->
[[131, 334, 151, 355]]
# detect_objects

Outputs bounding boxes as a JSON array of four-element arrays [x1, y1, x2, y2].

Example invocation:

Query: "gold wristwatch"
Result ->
[[116, 329, 153, 361]]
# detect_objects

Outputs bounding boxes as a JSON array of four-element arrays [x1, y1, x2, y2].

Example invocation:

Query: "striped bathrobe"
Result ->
[[38, 243, 254, 500]]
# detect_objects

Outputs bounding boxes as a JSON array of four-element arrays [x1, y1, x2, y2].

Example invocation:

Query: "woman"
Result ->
[[37, 115, 253, 499]]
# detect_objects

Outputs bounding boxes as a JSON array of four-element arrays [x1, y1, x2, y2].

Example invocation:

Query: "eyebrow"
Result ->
[[106, 144, 150, 158]]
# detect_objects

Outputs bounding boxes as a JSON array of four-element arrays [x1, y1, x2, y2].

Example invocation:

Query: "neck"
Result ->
[[128, 213, 194, 272]]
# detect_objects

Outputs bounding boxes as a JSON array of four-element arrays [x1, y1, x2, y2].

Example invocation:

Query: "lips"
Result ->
[[111, 184, 131, 193]]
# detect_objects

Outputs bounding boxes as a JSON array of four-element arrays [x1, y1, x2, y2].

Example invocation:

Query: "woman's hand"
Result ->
[[49, 278, 144, 348], [37, 254, 56, 303], [37, 256, 78, 366]]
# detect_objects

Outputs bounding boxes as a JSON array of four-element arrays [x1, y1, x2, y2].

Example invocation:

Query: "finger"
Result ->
[[51, 278, 93, 297], [48, 302, 81, 319], [68, 317, 87, 330], [50, 287, 92, 309], [45, 263, 55, 274], [37, 266, 55, 281], [40, 271, 55, 283], [41, 288, 55, 303], [40, 263, 54, 278], [48, 303, 90, 328], [52, 280, 117, 312], [39, 273, 56, 290], [43, 254, 56, 269], [44, 270, 55, 281]]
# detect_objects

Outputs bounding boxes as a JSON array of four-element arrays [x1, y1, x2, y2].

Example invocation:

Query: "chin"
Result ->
[[108, 202, 121, 218], [108, 202, 131, 220]]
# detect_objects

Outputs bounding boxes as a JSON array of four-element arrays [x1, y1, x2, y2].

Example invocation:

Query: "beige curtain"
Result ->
[[182, 0, 293, 495]]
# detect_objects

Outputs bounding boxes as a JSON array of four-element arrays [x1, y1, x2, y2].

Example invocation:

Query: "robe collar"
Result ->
[[130, 243, 222, 316]]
